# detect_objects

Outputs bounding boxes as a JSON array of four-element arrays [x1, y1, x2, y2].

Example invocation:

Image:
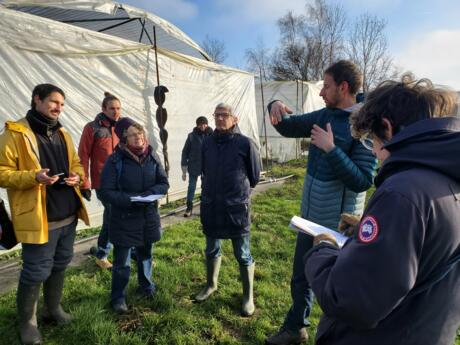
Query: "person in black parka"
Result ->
[[99, 118, 169, 314], [304, 78, 460, 345], [181, 116, 212, 217], [195, 103, 261, 317]]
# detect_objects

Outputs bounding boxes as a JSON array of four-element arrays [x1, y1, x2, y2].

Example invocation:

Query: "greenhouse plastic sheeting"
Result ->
[[1, 0, 210, 60], [256, 80, 325, 162]]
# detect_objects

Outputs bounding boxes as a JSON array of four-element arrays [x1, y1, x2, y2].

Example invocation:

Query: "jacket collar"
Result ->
[[6, 118, 41, 166], [213, 125, 240, 143], [26, 109, 62, 137], [96, 112, 117, 127]]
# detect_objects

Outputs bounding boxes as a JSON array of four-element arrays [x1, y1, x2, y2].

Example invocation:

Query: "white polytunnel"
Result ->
[[0, 2, 259, 233], [256, 80, 324, 163]]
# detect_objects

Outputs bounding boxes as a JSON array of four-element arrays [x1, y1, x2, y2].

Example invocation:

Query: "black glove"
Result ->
[[81, 189, 92, 201]]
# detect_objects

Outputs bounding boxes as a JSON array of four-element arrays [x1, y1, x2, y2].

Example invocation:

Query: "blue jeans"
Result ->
[[205, 235, 253, 266], [186, 174, 199, 208], [111, 244, 154, 305], [283, 232, 314, 331], [95, 189, 112, 260]]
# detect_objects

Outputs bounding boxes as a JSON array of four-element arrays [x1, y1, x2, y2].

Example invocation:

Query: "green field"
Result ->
[[0, 159, 458, 344]]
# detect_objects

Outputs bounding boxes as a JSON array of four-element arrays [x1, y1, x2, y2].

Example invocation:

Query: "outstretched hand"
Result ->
[[269, 101, 293, 125]]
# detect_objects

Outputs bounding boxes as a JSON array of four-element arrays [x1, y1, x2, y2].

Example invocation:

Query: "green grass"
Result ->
[[0, 159, 458, 344]]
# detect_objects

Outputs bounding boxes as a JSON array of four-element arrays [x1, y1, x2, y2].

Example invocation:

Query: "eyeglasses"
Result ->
[[359, 133, 374, 151], [213, 112, 232, 119], [127, 131, 144, 138]]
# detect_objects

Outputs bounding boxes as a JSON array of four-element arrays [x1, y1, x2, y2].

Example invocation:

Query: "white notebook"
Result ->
[[289, 215, 349, 248], [130, 194, 164, 203]]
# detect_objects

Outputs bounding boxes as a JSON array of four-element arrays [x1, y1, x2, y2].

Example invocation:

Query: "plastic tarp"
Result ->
[[0, 6, 258, 230], [256, 80, 324, 162], [1, 0, 210, 60], [2, 0, 118, 14]]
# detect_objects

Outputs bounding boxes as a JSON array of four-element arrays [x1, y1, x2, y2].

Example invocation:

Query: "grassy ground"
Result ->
[[0, 159, 458, 344]]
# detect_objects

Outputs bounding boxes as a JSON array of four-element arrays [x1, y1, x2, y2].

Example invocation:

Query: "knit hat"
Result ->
[[196, 116, 208, 126], [114, 117, 136, 142]]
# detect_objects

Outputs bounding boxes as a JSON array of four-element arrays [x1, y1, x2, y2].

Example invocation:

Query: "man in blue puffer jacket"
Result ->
[[265, 60, 378, 345]]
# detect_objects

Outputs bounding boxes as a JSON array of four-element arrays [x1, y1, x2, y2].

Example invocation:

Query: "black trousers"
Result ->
[[20, 219, 77, 285]]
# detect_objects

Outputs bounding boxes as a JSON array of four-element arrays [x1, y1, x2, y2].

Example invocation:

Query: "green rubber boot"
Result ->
[[240, 263, 255, 317], [195, 257, 221, 302]]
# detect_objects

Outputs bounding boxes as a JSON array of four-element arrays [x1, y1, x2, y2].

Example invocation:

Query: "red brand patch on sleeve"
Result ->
[[358, 215, 379, 243]]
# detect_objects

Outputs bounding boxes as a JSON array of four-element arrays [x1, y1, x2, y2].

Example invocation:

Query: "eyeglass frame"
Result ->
[[126, 130, 145, 138], [359, 131, 390, 151], [359, 132, 374, 151], [212, 112, 233, 119]]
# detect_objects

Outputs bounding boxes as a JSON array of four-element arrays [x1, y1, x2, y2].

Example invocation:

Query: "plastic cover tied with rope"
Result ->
[[154, 85, 169, 174]]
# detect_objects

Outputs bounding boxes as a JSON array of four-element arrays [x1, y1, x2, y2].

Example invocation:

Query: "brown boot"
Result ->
[[42, 270, 72, 325], [17, 282, 42, 345], [95, 258, 113, 269]]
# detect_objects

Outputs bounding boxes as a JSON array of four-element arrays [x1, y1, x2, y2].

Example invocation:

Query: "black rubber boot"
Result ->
[[42, 270, 72, 325], [17, 282, 42, 345]]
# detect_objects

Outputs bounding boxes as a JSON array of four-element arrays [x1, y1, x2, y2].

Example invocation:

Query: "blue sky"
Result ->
[[123, 0, 460, 89]]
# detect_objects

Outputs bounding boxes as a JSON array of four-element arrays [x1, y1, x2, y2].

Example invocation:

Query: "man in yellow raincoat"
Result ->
[[0, 84, 89, 345]]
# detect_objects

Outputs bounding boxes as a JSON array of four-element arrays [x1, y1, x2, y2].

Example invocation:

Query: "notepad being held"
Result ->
[[289, 216, 349, 248], [130, 194, 164, 203]]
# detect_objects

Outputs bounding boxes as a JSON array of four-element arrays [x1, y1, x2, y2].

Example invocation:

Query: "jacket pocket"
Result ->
[[226, 203, 249, 228], [14, 196, 36, 216], [200, 200, 213, 228]]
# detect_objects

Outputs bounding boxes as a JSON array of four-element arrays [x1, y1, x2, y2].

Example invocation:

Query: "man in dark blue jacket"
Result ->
[[305, 78, 460, 345], [195, 103, 260, 317], [181, 116, 212, 217]]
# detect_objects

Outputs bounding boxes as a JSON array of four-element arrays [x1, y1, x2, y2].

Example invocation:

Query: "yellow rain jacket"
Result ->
[[0, 118, 90, 244]]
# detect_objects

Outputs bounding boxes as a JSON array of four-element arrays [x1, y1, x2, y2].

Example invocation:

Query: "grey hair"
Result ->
[[215, 102, 233, 115]]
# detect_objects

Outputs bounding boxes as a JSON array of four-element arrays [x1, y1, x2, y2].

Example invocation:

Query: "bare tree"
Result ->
[[270, 1, 346, 81], [201, 34, 228, 64], [306, 0, 346, 76], [271, 11, 308, 80], [346, 13, 393, 92], [245, 38, 271, 81]]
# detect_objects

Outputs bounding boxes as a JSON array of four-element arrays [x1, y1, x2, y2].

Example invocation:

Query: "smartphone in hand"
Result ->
[[53, 172, 66, 184]]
